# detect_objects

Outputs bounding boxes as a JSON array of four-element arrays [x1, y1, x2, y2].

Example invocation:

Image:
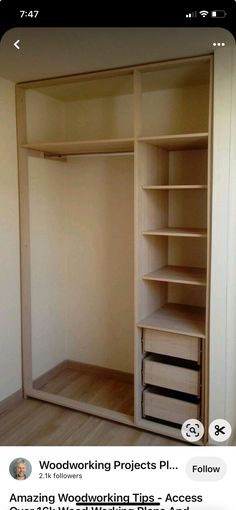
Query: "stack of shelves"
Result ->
[[135, 58, 211, 434]]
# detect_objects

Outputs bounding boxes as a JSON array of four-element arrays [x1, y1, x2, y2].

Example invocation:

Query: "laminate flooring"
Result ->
[[0, 367, 185, 446], [37, 367, 134, 415]]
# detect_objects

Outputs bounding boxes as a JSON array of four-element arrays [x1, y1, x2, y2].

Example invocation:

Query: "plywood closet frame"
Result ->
[[16, 54, 213, 443]]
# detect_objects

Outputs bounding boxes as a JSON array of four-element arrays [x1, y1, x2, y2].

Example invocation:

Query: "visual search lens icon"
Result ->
[[181, 419, 204, 442], [199, 10, 209, 17]]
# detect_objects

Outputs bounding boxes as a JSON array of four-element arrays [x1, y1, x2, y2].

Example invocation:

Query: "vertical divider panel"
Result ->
[[134, 70, 143, 422], [203, 55, 214, 442], [15, 86, 33, 395]]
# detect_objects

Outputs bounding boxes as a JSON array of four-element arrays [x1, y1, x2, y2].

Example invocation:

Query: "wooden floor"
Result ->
[[0, 367, 184, 445], [0, 397, 184, 446], [37, 366, 134, 415]]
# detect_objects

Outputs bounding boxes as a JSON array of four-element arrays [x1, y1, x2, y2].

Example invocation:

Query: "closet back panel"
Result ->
[[26, 90, 65, 143], [25, 74, 134, 143], [30, 155, 134, 380], [141, 85, 209, 136], [65, 95, 133, 140], [65, 156, 134, 372]]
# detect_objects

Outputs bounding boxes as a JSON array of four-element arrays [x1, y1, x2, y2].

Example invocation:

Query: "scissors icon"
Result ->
[[215, 424, 225, 436]]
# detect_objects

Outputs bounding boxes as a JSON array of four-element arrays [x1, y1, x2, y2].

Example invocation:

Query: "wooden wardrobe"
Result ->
[[16, 54, 213, 443]]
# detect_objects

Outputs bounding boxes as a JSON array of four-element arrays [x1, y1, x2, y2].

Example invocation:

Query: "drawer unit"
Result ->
[[143, 328, 200, 362], [143, 355, 200, 395], [143, 389, 200, 424]]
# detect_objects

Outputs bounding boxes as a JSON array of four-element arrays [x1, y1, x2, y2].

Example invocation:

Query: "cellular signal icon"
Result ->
[[199, 10, 209, 17], [186, 11, 197, 18]]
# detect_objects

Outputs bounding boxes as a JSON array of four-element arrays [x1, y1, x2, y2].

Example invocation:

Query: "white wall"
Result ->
[[0, 77, 21, 401]]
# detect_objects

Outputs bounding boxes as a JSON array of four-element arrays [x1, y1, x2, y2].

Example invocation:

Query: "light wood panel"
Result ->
[[143, 357, 200, 395], [143, 227, 207, 237], [35, 74, 134, 102], [142, 265, 206, 285], [139, 133, 208, 150], [16, 54, 213, 443], [168, 189, 207, 230], [18, 55, 211, 89], [21, 138, 134, 155], [138, 303, 206, 338], [168, 237, 207, 269], [143, 329, 200, 362], [15, 86, 33, 395], [203, 54, 214, 440], [141, 83, 209, 136], [136, 142, 168, 320], [143, 390, 200, 424], [143, 185, 207, 189], [133, 71, 143, 425], [141, 62, 210, 91], [169, 149, 208, 185], [64, 156, 134, 373]]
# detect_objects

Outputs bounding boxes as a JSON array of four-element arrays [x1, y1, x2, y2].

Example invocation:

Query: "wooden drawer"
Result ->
[[143, 356, 200, 395], [143, 389, 199, 424], [143, 328, 200, 362]]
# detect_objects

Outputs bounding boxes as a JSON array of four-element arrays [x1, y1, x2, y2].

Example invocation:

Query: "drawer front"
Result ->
[[143, 328, 200, 362], [143, 390, 199, 424], [143, 358, 200, 395]]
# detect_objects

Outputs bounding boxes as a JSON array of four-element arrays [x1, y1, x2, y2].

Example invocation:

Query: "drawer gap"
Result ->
[[145, 353, 200, 370], [145, 384, 200, 403], [144, 415, 181, 430]]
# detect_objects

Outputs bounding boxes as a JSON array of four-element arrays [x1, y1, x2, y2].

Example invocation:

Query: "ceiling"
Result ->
[[0, 27, 233, 83]]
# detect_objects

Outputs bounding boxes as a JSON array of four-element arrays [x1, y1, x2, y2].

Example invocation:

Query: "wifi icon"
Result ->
[[199, 10, 209, 17]]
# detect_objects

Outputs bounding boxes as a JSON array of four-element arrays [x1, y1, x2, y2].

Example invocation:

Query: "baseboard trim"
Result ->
[[33, 360, 68, 389], [0, 389, 23, 415], [1, 361, 133, 414], [66, 360, 134, 384]]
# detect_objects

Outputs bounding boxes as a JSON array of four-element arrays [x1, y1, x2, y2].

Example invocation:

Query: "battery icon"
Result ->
[[211, 10, 227, 18]]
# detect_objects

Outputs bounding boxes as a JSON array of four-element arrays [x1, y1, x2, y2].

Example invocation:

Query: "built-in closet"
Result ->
[[16, 54, 212, 443]]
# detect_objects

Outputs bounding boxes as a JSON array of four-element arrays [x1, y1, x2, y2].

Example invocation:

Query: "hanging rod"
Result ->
[[45, 151, 134, 159]]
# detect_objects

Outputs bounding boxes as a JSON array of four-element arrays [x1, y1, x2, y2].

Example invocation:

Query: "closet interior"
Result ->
[[16, 54, 212, 442]]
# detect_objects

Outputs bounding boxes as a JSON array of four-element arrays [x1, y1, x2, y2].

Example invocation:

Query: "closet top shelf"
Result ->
[[21, 138, 135, 156], [138, 133, 208, 150], [21, 133, 208, 156]]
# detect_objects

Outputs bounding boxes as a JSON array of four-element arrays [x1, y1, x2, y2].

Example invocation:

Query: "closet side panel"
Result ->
[[209, 48, 233, 426], [65, 156, 134, 373], [29, 157, 67, 379], [225, 47, 236, 441]]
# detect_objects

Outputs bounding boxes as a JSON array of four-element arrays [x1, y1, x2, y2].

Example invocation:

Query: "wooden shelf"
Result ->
[[142, 227, 207, 238], [142, 185, 207, 190], [142, 265, 206, 286], [21, 138, 134, 156], [138, 303, 206, 338], [138, 133, 208, 150]]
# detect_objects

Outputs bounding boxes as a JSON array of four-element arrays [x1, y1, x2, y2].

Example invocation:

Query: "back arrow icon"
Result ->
[[14, 40, 20, 50]]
